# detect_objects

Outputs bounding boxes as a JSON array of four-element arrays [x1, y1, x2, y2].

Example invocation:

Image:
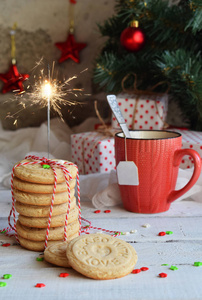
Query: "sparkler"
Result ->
[[6, 59, 89, 156], [41, 75, 51, 157], [26, 60, 86, 120]]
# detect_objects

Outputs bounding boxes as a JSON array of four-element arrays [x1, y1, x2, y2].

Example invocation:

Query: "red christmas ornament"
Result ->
[[0, 64, 29, 94], [120, 21, 145, 52], [55, 33, 87, 64]]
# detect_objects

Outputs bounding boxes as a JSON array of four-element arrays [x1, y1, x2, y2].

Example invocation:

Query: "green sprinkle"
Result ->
[[194, 262, 202, 267], [36, 257, 44, 261], [161, 264, 169, 266], [0, 230, 6, 234], [42, 164, 51, 169], [114, 232, 119, 235], [0, 282, 7, 287], [120, 232, 124, 235], [3, 274, 12, 279], [166, 231, 173, 235], [170, 265, 178, 271]]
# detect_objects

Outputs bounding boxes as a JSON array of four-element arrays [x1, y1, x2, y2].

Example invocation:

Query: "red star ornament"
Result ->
[[55, 33, 87, 63], [0, 64, 29, 94]]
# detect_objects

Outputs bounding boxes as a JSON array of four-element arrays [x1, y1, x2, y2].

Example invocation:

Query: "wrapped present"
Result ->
[[171, 128, 202, 169], [111, 93, 168, 130], [111, 74, 169, 130], [71, 131, 116, 174]]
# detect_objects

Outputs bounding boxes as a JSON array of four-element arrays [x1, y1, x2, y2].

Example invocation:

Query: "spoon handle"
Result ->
[[107, 95, 131, 138]]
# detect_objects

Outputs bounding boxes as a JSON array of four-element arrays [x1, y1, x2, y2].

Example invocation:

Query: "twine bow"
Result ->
[[94, 100, 115, 137], [80, 101, 118, 174], [121, 73, 170, 129]]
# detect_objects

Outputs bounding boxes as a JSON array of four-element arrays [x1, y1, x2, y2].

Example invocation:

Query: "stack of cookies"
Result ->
[[12, 158, 80, 252]]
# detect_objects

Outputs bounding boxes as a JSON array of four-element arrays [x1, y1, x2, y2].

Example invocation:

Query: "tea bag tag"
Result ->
[[117, 161, 139, 186]]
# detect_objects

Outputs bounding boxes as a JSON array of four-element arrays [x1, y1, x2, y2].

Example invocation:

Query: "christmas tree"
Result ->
[[93, 0, 202, 130]]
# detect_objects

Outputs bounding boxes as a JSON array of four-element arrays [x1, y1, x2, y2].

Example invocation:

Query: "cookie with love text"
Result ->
[[66, 233, 138, 280]]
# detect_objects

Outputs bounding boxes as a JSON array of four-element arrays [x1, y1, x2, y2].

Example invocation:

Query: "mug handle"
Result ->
[[167, 149, 202, 203]]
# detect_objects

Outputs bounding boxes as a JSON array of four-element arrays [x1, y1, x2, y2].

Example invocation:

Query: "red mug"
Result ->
[[115, 130, 202, 213]]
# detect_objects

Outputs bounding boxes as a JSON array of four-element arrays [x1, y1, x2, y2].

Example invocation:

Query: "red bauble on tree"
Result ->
[[120, 21, 145, 52]]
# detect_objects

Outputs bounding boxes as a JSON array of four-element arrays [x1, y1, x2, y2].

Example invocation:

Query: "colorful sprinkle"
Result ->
[[130, 229, 137, 234], [161, 264, 169, 266], [59, 273, 69, 278], [0, 282, 7, 287], [132, 269, 141, 274], [158, 232, 166, 236], [0, 230, 6, 234], [35, 283, 46, 288], [194, 262, 202, 267], [166, 231, 173, 235], [42, 164, 51, 169], [170, 265, 178, 271], [142, 223, 151, 228], [94, 210, 101, 214], [122, 231, 130, 235], [140, 267, 149, 271], [3, 274, 12, 279], [159, 272, 167, 278], [2, 243, 11, 247], [104, 210, 111, 213], [36, 257, 44, 261]]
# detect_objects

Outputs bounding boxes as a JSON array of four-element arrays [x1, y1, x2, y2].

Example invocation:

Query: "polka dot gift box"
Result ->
[[170, 128, 202, 169], [111, 93, 168, 130], [71, 131, 116, 174]]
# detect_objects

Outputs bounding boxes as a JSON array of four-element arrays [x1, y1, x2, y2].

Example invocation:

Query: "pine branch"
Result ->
[[93, 0, 202, 129]]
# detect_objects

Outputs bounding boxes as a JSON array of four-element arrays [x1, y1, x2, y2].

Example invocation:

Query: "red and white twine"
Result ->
[[2, 155, 120, 249]]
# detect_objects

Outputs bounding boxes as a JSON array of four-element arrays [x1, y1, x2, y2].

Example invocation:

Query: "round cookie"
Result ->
[[18, 233, 78, 252], [14, 158, 77, 184], [66, 233, 138, 280], [18, 206, 79, 228], [15, 197, 76, 217], [44, 242, 71, 268], [13, 188, 75, 206], [13, 176, 76, 194], [16, 219, 80, 241]]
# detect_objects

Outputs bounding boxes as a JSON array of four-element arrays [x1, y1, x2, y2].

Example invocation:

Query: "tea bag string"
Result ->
[[124, 136, 128, 162]]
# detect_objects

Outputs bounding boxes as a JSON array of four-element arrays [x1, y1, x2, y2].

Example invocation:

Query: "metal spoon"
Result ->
[[107, 95, 131, 138]]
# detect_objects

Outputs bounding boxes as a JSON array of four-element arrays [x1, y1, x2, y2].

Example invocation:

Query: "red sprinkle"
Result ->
[[59, 273, 69, 278], [104, 210, 111, 213], [2, 243, 11, 247], [132, 269, 141, 274], [35, 283, 46, 288], [159, 272, 168, 278], [158, 231, 166, 236], [140, 267, 149, 271], [94, 210, 101, 214]]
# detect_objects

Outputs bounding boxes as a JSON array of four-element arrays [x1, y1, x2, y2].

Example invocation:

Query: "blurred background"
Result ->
[[0, 0, 201, 130], [0, 0, 115, 129]]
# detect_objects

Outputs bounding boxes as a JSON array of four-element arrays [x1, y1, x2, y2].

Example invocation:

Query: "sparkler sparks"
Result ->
[[26, 61, 86, 120], [6, 59, 89, 125]]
